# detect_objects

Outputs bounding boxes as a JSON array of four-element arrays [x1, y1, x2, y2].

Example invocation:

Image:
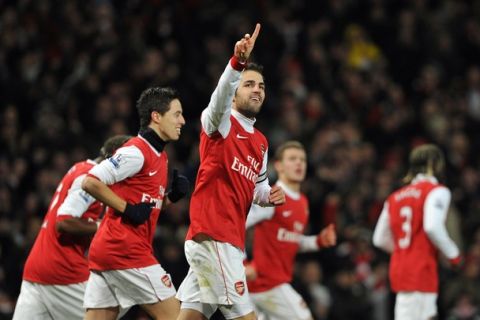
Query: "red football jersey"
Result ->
[[248, 192, 309, 292], [23, 160, 102, 285], [88, 136, 168, 270], [387, 180, 441, 292], [186, 116, 268, 250]]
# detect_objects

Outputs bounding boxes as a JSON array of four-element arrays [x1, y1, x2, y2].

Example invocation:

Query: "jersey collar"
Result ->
[[277, 180, 301, 200], [232, 109, 256, 133], [412, 173, 438, 184], [139, 127, 167, 153]]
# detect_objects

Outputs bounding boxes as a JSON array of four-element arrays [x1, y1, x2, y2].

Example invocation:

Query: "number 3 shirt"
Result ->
[[373, 174, 460, 293]]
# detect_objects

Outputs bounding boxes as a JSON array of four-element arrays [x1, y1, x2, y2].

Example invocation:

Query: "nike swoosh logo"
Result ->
[[282, 210, 292, 217], [149, 170, 158, 176], [236, 134, 248, 139]]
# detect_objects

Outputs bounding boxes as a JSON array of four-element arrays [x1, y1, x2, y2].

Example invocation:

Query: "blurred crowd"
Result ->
[[1, 0, 480, 319]]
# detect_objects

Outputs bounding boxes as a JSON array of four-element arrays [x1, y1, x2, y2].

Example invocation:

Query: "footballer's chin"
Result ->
[[168, 131, 181, 141], [250, 101, 262, 111], [241, 105, 262, 118], [293, 174, 305, 183]]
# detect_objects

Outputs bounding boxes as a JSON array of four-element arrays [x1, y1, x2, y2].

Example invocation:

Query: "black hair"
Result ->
[[136, 87, 179, 130], [245, 62, 264, 75], [99, 135, 132, 159]]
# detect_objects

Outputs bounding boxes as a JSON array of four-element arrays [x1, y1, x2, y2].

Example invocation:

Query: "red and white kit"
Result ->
[[177, 57, 272, 318], [246, 181, 319, 320], [87, 135, 168, 270], [84, 135, 176, 309], [373, 174, 460, 320], [24, 160, 101, 284], [14, 160, 101, 320]]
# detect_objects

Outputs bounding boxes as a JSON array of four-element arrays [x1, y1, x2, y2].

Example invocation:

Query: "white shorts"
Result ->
[[84, 264, 176, 309], [250, 283, 313, 320], [395, 291, 437, 320], [176, 240, 254, 319], [13, 280, 86, 320]]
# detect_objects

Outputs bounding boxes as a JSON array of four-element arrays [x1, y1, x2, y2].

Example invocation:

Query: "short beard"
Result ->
[[235, 103, 260, 119]]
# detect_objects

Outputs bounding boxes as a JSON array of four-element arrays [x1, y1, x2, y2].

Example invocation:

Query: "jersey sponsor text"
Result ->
[[277, 227, 302, 243], [394, 187, 421, 201], [231, 156, 258, 183]]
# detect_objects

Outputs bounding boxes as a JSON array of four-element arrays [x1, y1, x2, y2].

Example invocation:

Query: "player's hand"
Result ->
[[316, 224, 337, 248], [245, 262, 257, 281], [449, 255, 464, 271], [234, 23, 261, 63], [268, 185, 285, 206], [123, 202, 154, 225], [168, 169, 190, 203]]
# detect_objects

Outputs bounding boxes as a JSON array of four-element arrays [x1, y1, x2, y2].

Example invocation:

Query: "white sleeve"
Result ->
[[423, 187, 460, 259], [89, 146, 144, 185], [373, 202, 395, 253], [253, 150, 272, 206], [57, 174, 95, 218], [246, 204, 275, 228], [298, 235, 319, 253], [200, 62, 241, 138]]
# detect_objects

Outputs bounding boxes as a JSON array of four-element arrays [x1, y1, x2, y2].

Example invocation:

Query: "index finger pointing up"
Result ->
[[250, 23, 261, 42]]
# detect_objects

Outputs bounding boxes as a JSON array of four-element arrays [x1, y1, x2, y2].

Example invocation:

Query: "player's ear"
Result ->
[[151, 111, 161, 123]]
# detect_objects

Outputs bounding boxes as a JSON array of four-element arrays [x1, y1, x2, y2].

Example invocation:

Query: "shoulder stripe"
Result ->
[[256, 176, 267, 184]]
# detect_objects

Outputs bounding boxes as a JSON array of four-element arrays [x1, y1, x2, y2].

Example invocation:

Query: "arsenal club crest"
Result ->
[[161, 274, 172, 288], [235, 281, 245, 295]]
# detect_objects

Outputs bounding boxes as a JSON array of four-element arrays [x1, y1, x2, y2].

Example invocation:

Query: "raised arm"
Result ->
[[201, 24, 261, 137]]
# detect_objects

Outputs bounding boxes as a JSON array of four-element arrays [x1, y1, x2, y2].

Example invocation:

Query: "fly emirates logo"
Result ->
[[277, 222, 304, 243], [231, 155, 260, 183], [140, 186, 165, 209]]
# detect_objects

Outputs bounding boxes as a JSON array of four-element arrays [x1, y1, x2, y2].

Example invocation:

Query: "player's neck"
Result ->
[[93, 156, 103, 163], [139, 127, 168, 152], [279, 178, 301, 192]]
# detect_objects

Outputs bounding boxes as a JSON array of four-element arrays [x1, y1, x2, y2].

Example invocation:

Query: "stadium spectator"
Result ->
[[297, 260, 332, 320]]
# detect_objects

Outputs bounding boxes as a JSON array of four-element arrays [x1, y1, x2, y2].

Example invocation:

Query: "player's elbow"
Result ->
[[372, 233, 391, 253], [55, 220, 68, 233], [372, 238, 383, 250], [81, 176, 97, 194], [372, 231, 382, 249], [423, 223, 438, 239]]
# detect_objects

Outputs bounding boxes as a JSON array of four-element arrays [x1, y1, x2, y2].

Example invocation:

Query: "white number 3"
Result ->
[[398, 206, 412, 249]]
